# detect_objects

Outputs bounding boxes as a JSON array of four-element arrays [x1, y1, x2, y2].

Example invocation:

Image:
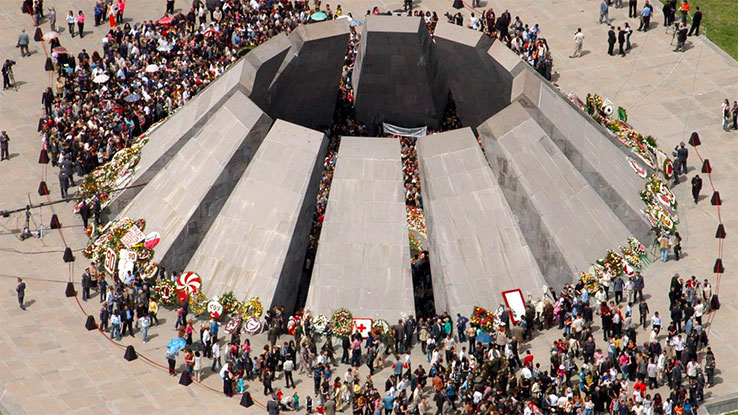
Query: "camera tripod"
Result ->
[[18, 195, 44, 241], [2, 66, 17, 91]]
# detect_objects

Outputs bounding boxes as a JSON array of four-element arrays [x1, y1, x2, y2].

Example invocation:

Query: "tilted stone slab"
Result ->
[[266, 20, 349, 129], [415, 127, 546, 317], [105, 59, 250, 218], [240, 32, 292, 112], [509, 65, 651, 242], [352, 15, 448, 131], [434, 22, 522, 131], [116, 92, 273, 272], [478, 102, 632, 288], [186, 120, 326, 312], [305, 137, 414, 320]]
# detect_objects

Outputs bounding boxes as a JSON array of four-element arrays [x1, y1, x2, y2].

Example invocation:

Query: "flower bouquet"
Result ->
[[330, 308, 353, 337], [579, 271, 600, 294], [241, 297, 264, 319], [153, 278, 178, 307], [406, 206, 427, 237], [188, 290, 208, 317], [218, 291, 242, 315], [471, 305, 497, 333], [312, 314, 329, 336], [619, 246, 641, 268], [371, 319, 390, 336], [83, 217, 154, 272]]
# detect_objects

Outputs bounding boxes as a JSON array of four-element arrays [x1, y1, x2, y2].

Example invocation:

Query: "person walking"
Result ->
[[16, 29, 30, 57], [625, 23, 633, 50], [58, 170, 69, 198], [570, 28, 584, 58], [166, 0, 175, 14], [633, 271, 645, 301], [638, 299, 649, 327], [48, 6, 56, 31], [76, 10, 86, 38], [599, 0, 611, 24], [81, 268, 91, 301], [617, 26, 626, 56], [691, 174, 702, 204], [66, 10, 75, 37], [722, 99, 732, 131], [16, 278, 26, 310], [607, 26, 616, 55], [193, 351, 203, 381], [0, 131, 9, 161], [688, 6, 702, 35], [140, 314, 150, 343]]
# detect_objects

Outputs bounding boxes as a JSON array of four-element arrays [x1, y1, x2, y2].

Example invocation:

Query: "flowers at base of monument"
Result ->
[[76, 137, 149, 212], [241, 297, 264, 319], [580, 93, 674, 178], [579, 271, 600, 294], [640, 175, 679, 234], [406, 206, 426, 237], [82, 217, 154, 269], [153, 278, 178, 306], [371, 319, 390, 336], [312, 314, 329, 335], [330, 308, 353, 337], [218, 291, 242, 315], [627, 237, 647, 258], [597, 250, 625, 276], [409, 232, 422, 252], [188, 290, 208, 316], [471, 305, 497, 333], [619, 246, 642, 268]]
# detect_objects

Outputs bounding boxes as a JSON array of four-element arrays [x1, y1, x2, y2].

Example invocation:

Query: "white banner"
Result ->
[[117, 249, 137, 281], [382, 123, 427, 137]]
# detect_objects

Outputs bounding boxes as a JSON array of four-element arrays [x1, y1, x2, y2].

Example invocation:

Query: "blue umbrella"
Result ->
[[310, 11, 328, 22], [167, 337, 186, 354], [476, 332, 492, 344]]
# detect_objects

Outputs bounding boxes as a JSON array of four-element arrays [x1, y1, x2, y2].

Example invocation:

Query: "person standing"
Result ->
[[1, 61, 12, 90], [673, 231, 682, 260], [607, 26, 616, 55], [59, 170, 69, 198], [0, 131, 9, 161], [679, 0, 690, 24], [166, 0, 175, 14], [629, 0, 638, 17], [17, 29, 30, 57], [633, 271, 645, 301], [659, 233, 671, 262], [42, 87, 54, 116], [599, 0, 611, 25], [93, 1, 102, 26], [731, 100, 738, 129], [662, 0, 671, 26], [570, 28, 584, 58], [676, 142, 688, 174], [66, 10, 75, 37], [76, 10, 86, 38], [722, 99, 731, 131], [617, 26, 626, 56], [140, 314, 150, 343], [48, 6, 56, 31], [16, 278, 26, 310], [638, 299, 649, 327], [674, 23, 688, 52], [81, 267, 91, 301]]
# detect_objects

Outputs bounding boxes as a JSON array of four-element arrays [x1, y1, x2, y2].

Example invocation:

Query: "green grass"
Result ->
[[662, 0, 738, 59]]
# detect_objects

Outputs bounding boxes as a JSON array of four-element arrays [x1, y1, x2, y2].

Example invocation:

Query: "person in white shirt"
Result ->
[[211, 339, 222, 371], [571, 28, 585, 58], [193, 351, 203, 381]]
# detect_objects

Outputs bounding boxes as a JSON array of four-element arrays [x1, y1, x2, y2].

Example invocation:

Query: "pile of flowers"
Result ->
[[406, 206, 426, 237], [409, 232, 422, 252], [218, 292, 242, 315], [153, 278, 178, 307], [640, 174, 679, 234], [371, 319, 390, 336], [312, 314, 329, 335], [471, 305, 498, 333], [76, 137, 150, 212], [598, 249, 625, 276], [82, 217, 153, 269], [620, 245, 641, 268], [330, 308, 353, 337], [579, 271, 600, 294], [241, 297, 264, 319], [580, 93, 673, 180], [188, 290, 208, 316]]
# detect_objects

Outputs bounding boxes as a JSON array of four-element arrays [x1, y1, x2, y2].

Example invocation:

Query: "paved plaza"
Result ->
[[0, 0, 736, 413]]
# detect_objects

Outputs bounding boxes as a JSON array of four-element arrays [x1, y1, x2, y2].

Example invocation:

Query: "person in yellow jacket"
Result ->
[[148, 298, 159, 325]]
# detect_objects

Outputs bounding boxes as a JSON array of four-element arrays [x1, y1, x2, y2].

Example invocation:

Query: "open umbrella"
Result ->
[[144, 64, 159, 73], [43, 31, 58, 40], [310, 11, 328, 22], [52, 46, 67, 54], [124, 93, 141, 103], [167, 337, 186, 354], [93, 74, 110, 84], [156, 16, 173, 26], [189, 342, 206, 352], [349, 19, 362, 27]]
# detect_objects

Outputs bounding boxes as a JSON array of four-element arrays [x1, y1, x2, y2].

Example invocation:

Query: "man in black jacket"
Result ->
[[675, 23, 688, 52], [607, 26, 616, 55], [691, 175, 702, 204], [618, 26, 626, 56], [688, 6, 702, 35]]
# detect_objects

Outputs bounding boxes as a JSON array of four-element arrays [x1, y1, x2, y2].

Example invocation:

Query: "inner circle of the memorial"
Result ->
[[116, 16, 651, 323]]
